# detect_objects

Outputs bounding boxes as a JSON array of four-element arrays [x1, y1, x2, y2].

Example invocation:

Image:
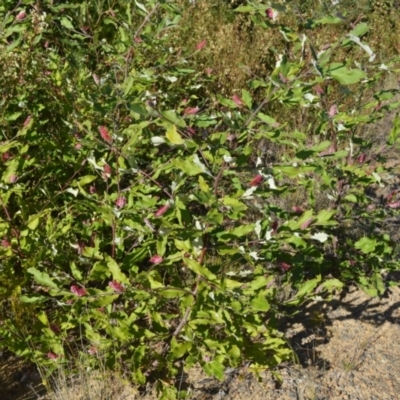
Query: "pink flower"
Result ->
[[70, 285, 87, 297], [196, 40, 207, 51], [232, 95, 243, 106], [9, 175, 17, 183], [249, 175, 263, 187], [23, 115, 32, 127], [47, 352, 58, 360], [328, 105, 338, 118], [356, 153, 366, 164], [134, 36, 142, 43], [99, 126, 112, 143], [155, 203, 170, 217], [89, 185, 96, 194], [266, 8, 277, 20], [150, 255, 163, 265], [115, 196, 126, 208], [1, 239, 10, 248], [16, 10, 26, 21], [314, 85, 324, 95], [109, 280, 124, 293], [102, 164, 112, 180], [2, 152, 10, 162], [300, 219, 313, 229], [278, 262, 291, 272], [387, 201, 400, 209], [292, 206, 304, 214], [183, 107, 199, 115], [205, 68, 213, 76], [103, 164, 112, 174], [75, 143, 82, 150]]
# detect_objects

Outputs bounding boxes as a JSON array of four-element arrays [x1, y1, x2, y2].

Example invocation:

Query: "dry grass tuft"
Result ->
[[40, 356, 138, 400]]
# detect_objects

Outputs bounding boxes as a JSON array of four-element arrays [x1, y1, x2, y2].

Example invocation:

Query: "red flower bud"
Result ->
[[99, 126, 112, 143], [278, 262, 291, 272], [232, 95, 243, 106], [183, 107, 199, 115], [196, 40, 207, 51], [1, 239, 10, 248], [266, 8, 276, 20], [356, 153, 366, 164], [150, 255, 163, 265], [314, 85, 324, 95], [115, 196, 126, 208], [103, 164, 112, 174], [328, 105, 338, 118], [249, 175, 263, 187], [300, 218, 313, 229], [108, 280, 124, 293], [387, 201, 400, 209], [155, 203, 170, 217], [9, 175, 17, 183], [70, 285, 87, 297], [16, 10, 26, 21], [23, 115, 32, 127]]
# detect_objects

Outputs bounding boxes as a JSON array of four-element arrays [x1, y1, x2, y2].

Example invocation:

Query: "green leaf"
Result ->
[[250, 293, 270, 312], [257, 113, 279, 126], [165, 124, 184, 145], [158, 287, 187, 298], [28, 214, 40, 230], [173, 155, 211, 176], [349, 23, 369, 38], [296, 276, 321, 299], [161, 110, 186, 128], [344, 194, 357, 202], [354, 237, 376, 254], [217, 224, 254, 240], [78, 175, 96, 186], [27, 267, 58, 289], [234, 5, 254, 12], [184, 258, 217, 281], [217, 95, 239, 108], [241, 89, 252, 109], [387, 115, 400, 146], [70, 262, 83, 281], [169, 337, 192, 360], [315, 209, 336, 225], [60, 17, 74, 30], [329, 66, 366, 85], [203, 360, 225, 381], [19, 295, 47, 303], [228, 345, 241, 361], [106, 256, 128, 283]]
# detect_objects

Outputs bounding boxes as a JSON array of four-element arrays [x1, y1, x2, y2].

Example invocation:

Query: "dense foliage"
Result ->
[[0, 0, 399, 398]]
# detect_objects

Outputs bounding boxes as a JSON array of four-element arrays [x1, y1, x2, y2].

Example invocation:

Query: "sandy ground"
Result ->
[[2, 285, 400, 400]]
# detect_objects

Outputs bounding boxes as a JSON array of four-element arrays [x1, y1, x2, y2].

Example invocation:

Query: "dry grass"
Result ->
[[39, 358, 139, 400]]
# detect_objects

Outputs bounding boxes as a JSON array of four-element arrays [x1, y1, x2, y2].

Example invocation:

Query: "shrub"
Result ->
[[0, 1, 399, 398]]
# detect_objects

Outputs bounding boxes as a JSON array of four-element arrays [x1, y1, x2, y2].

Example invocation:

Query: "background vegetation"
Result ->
[[0, 0, 399, 398]]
